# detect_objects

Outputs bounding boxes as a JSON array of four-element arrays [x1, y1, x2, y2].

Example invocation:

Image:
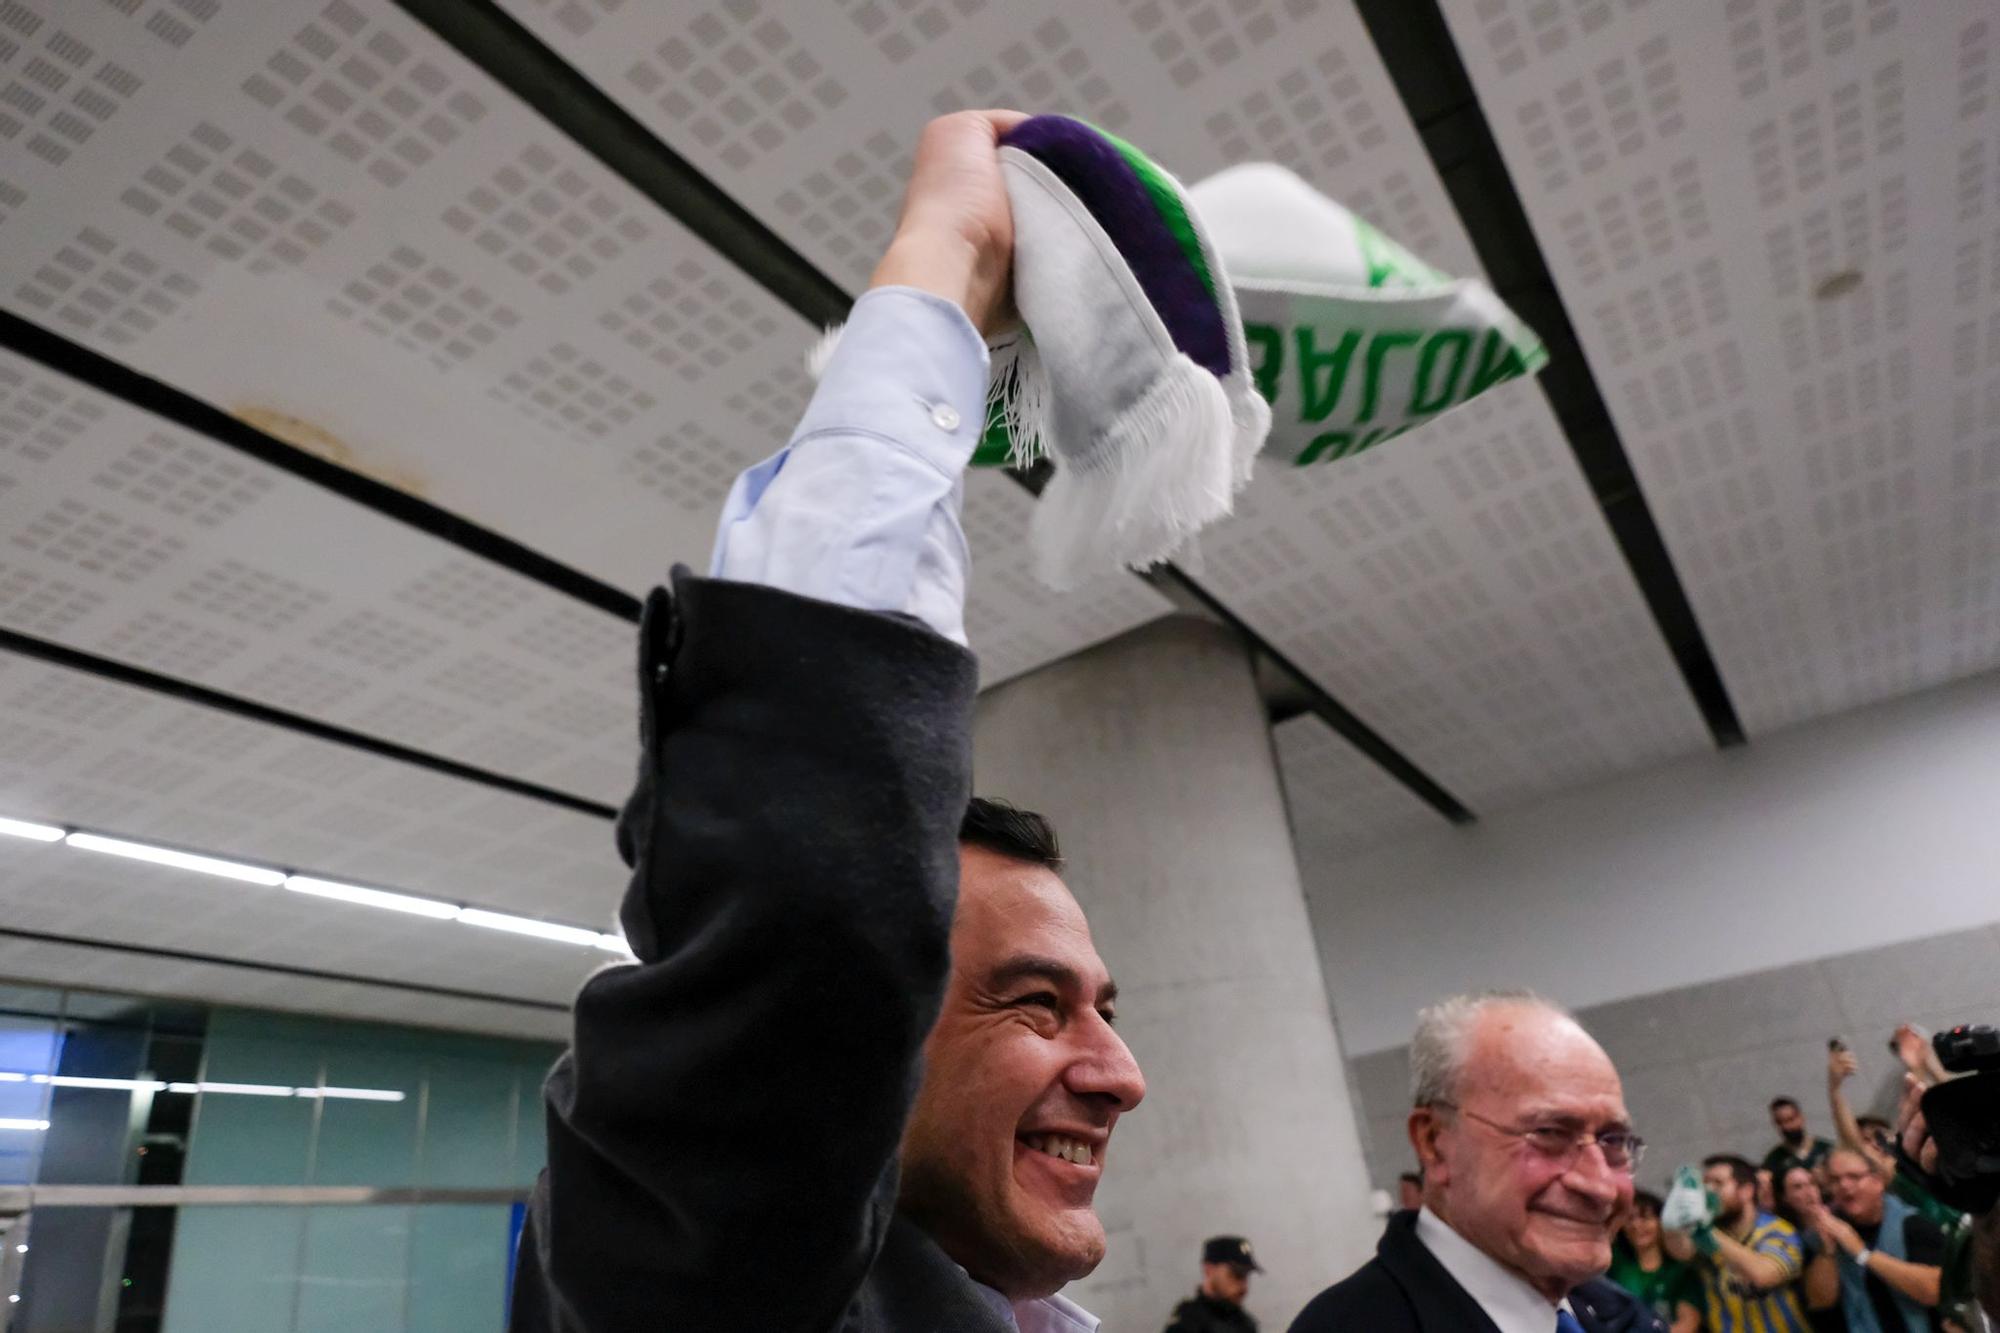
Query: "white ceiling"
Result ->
[[498, 0, 1713, 812], [0, 0, 1989, 1037], [1443, 0, 2000, 734]]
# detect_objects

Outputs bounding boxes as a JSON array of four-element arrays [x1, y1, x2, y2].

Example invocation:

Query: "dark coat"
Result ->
[[1166, 1291, 1259, 1333], [507, 573, 1000, 1331], [1287, 1211, 1670, 1333]]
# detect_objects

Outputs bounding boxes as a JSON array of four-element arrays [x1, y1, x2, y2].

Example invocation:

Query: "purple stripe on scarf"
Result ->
[[1000, 115, 1230, 376]]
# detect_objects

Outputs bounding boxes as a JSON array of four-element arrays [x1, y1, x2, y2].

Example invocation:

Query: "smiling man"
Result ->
[[899, 800, 1146, 1319], [1290, 992, 1666, 1333], [506, 110, 1145, 1333]]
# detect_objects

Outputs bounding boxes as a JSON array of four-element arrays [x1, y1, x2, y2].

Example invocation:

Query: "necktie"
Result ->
[[1556, 1310, 1587, 1333]]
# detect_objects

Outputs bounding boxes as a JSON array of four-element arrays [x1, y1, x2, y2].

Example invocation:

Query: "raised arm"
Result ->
[[511, 112, 1022, 1332], [1827, 1045, 1897, 1177]]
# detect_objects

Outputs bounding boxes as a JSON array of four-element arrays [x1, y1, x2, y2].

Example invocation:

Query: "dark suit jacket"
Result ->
[[1287, 1211, 1669, 1333], [508, 573, 1002, 1331]]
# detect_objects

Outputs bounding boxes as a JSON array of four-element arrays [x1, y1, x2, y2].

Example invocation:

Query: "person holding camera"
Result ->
[[1884, 1025, 2000, 1333]]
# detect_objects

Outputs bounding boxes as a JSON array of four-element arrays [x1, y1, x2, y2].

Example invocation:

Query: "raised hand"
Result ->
[[869, 110, 1031, 337]]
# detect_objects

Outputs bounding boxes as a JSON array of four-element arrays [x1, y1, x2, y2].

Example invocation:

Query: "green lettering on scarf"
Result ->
[[1295, 326, 1362, 422], [1296, 430, 1350, 465], [1353, 217, 1449, 289], [1410, 329, 1474, 416], [1297, 423, 1413, 466], [1358, 330, 1422, 423], [1466, 328, 1541, 398]]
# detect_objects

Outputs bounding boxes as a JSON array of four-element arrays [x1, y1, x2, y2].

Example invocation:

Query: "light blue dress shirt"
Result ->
[[705, 285, 1103, 1333], [707, 285, 990, 645]]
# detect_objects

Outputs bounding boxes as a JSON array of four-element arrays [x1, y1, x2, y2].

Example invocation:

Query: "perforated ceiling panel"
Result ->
[[0, 829, 595, 1008], [500, 0, 1712, 810], [0, 650, 623, 940], [0, 347, 641, 805], [0, 0, 1164, 694], [1445, 0, 2000, 735]]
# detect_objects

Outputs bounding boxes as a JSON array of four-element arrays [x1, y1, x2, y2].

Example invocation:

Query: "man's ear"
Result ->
[[1408, 1107, 1447, 1186]]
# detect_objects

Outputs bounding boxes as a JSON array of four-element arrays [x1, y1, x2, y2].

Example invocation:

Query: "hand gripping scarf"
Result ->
[[810, 117, 1547, 588]]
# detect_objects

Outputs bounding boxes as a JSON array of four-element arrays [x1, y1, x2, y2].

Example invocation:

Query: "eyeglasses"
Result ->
[[1430, 1100, 1646, 1173]]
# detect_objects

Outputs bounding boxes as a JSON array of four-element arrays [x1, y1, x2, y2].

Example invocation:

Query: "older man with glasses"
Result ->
[[1290, 991, 1667, 1333]]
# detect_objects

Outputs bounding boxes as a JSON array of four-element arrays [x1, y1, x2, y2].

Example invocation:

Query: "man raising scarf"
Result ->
[[507, 111, 1146, 1332]]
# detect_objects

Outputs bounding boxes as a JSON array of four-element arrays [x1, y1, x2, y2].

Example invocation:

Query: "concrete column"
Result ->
[[973, 615, 1379, 1331]]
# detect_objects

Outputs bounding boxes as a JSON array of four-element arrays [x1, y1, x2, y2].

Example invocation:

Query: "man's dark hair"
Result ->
[[959, 797, 1062, 871], [1855, 1114, 1892, 1134], [1769, 1096, 1800, 1113], [1704, 1153, 1758, 1190], [1398, 1171, 1422, 1186]]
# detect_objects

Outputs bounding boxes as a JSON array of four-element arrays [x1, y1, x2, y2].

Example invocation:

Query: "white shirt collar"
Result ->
[[1415, 1207, 1574, 1333], [972, 1281, 1100, 1333]]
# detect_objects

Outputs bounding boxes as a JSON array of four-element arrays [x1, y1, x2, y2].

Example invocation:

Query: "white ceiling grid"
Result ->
[[1444, 0, 2000, 735], [0, 652, 621, 924], [0, 349, 644, 805], [500, 0, 1715, 814], [0, 0, 1159, 695], [0, 646, 614, 1032], [0, 833, 592, 1004], [0, 0, 1161, 1033]]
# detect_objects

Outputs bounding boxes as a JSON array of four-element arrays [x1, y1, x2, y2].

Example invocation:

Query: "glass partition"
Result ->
[[0, 984, 559, 1333]]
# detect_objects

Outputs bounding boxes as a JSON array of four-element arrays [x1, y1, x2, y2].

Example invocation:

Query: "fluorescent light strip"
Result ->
[[44, 1075, 166, 1092], [0, 1073, 401, 1101], [0, 1119, 49, 1132], [0, 816, 64, 842], [456, 907, 604, 948], [10, 812, 619, 951], [64, 832, 285, 886], [193, 1080, 294, 1097], [284, 875, 459, 920]]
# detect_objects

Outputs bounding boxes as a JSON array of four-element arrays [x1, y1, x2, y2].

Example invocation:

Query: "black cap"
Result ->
[[1202, 1235, 1263, 1272]]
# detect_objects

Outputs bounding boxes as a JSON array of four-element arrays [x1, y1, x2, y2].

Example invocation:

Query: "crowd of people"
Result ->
[[1586, 1029, 1984, 1333]]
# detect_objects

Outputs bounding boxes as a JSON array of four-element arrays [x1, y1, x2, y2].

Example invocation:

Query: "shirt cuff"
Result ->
[[791, 285, 989, 474]]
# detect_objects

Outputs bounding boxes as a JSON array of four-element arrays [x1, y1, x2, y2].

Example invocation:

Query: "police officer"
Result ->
[[1164, 1236, 1264, 1333]]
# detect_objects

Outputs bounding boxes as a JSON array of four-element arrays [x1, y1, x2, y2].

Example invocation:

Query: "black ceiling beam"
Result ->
[[0, 308, 642, 624], [0, 309, 633, 823], [0, 625, 618, 820], [0, 925, 569, 1014], [1354, 0, 1746, 748], [394, 0, 1476, 827]]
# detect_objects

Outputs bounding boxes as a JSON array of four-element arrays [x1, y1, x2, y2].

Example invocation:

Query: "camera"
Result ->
[[1915, 1024, 2000, 1215], [1936, 1023, 2000, 1076]]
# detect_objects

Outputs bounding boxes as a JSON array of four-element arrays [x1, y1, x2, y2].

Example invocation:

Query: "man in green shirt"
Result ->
[[1610, 1191, 1702, 1332]]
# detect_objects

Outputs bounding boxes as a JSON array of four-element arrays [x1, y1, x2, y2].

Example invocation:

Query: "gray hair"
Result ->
[[1409, 990, 1570, 1107]]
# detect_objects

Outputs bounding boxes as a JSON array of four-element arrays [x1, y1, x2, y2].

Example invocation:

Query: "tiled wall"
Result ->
[[1343, 922, 2000, 1194]]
